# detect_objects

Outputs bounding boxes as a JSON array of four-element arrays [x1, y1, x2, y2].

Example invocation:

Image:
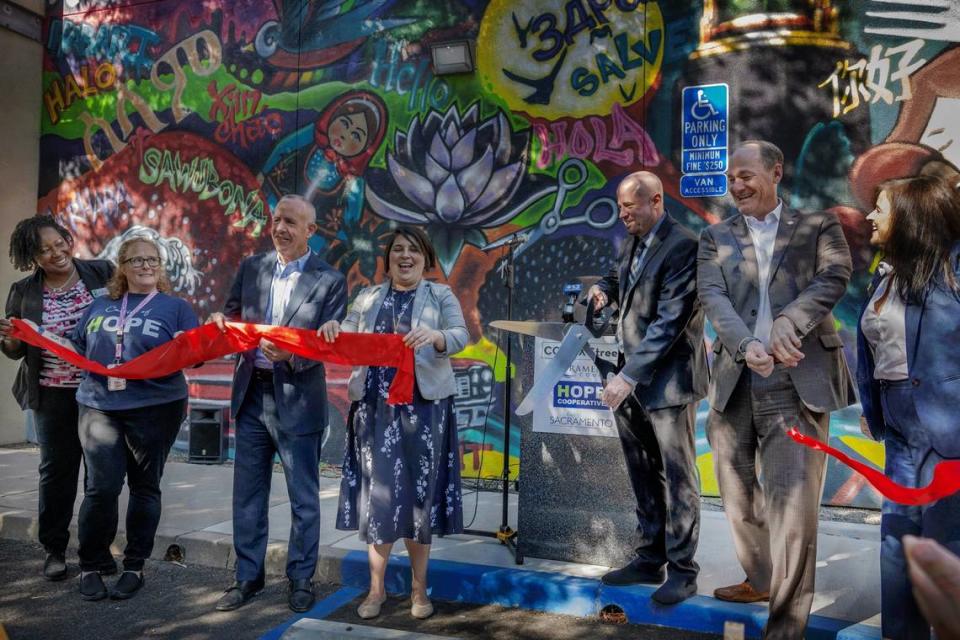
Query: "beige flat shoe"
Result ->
[[357, 594, 387, 619], [410, 598, 434, 619]]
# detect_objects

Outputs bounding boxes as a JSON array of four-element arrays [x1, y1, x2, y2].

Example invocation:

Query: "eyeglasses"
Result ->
[[123, 256, 161, 268], [37, 239, 70, 258]]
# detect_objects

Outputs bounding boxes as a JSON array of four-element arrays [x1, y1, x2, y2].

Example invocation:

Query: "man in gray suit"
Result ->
[[697, 141, 855, 639], [588, 172, 707, 605]]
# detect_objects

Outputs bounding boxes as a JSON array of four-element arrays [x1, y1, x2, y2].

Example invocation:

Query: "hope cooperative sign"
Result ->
[[532, 336, 619, 438]]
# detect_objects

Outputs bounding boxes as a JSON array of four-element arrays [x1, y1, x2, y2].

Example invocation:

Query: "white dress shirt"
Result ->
[[743, 202, 782, 347], [860, 266, 909, 381], [254, 250, 311, 369]]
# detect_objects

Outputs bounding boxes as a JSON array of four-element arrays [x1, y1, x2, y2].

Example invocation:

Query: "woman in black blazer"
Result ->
[[0, 215, 113, 581]]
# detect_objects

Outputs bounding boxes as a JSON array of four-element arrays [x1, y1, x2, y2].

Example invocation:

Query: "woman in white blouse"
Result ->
[[856, 173, 960, 640]]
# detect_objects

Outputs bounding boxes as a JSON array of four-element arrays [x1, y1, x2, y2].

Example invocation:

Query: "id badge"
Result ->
[[107, 364, 126, 391]]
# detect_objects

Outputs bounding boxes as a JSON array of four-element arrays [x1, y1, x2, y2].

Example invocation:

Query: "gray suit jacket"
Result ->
[[223, 250, 347, 434], [343, 279, 468, 401], [596, 214, 708, 410], [697, 207, 856, 413]]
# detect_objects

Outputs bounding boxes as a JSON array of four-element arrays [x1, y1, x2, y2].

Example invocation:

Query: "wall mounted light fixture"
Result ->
[[430, 39, 476, 75]]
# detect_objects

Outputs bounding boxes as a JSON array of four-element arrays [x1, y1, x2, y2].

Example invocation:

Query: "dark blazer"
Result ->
[[857, 244, 960, 457], [2, 259, 114, 410], [697, 207, 856, 413], [223, 250, 347, 435], [596, 214, 708, 410]]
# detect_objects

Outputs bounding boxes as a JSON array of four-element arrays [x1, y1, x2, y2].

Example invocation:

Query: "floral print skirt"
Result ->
[[336, 390, 464, 545]]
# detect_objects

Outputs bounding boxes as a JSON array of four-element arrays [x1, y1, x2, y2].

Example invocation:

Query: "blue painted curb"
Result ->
[[836, 623, 882, 640], [336, 550, 863, 639], [258, 586, 364, 640]]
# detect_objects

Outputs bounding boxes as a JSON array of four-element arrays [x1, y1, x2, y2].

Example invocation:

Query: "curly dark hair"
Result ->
[[8, 215, 73, 272], [879, 174, 960, 303]]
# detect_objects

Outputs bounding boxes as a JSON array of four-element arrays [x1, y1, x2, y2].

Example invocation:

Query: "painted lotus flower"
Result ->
[[365, 103, 551, 274]]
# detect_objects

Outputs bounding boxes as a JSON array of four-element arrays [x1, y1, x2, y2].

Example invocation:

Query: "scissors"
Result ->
[[484, 158, 619, 257]]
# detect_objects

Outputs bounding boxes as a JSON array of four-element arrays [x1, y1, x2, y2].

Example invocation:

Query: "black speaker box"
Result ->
[[187, 405, 229, 464]]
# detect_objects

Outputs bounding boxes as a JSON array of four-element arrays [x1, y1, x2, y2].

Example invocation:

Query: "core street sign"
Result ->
[[680, 83, 728, 198]]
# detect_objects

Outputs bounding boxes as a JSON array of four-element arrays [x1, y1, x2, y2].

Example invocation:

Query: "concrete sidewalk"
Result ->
[[0, 446, 882, 637]]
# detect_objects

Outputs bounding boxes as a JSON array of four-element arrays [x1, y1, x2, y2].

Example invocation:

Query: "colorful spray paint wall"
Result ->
[[38, 0, 960, 507]]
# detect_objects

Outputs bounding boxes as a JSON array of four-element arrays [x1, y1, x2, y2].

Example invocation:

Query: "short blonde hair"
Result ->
[[107, 237, 172, 298]]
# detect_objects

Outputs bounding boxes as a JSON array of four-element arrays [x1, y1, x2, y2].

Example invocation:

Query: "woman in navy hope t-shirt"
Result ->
[[71, 236, 198, 602]]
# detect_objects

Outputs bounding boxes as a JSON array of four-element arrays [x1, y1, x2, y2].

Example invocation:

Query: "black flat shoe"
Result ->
[[216, 579, 264, 612], [110, 571, 144, 600], [80, 572, 108, 601], [288, 578, 315, 613], [652, 575, 697, 605], [43, 552, 67, 581]]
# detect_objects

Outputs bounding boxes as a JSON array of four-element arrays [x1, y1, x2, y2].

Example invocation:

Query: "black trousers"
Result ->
[[613, 395, 701, 579], [77, 399, 185, 572], [34, 386, 84, 555]]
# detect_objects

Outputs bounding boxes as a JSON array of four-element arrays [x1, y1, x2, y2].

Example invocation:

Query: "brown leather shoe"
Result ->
[[713, 581, 770, 603]]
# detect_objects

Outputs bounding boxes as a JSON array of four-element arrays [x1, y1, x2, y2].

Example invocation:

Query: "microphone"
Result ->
[[562, 282, 582, 323]]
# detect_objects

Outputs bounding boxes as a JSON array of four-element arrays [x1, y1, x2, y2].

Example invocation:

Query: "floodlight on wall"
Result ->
[[430, 39, 475, 75]]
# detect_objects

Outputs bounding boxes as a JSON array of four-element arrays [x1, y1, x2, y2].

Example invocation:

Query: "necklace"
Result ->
[[390, 288, 415, 332], [45, 265, 78, 293]]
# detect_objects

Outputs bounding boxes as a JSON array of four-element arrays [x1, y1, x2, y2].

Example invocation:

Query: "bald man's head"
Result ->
[[271, 194, 318, 261], [617, 171, 665, 237]]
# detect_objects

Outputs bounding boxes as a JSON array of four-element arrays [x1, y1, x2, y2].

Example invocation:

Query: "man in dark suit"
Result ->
[[211, 194, 347, 613], [588, 171, 707, 605], [697, 141, 855, 639]]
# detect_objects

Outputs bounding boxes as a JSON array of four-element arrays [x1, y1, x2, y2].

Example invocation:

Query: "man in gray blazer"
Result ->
[[588, 172, 708, 605], [210, 194, 347, 613], [697, 141, 855, 639]]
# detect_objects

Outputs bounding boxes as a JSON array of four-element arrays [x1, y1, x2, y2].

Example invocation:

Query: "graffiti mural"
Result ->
[[37, 0, 960, 507]]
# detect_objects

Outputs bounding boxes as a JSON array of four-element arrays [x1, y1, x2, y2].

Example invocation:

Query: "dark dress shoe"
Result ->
[[110, 571, 144, 600], [601, 561, 665, 586], [43, 552, 67, 581], [288, 579, 315, 613], [216, 579, 264, 611], [713, 580, 769, 603], [80, 572, 108, 601], [652, 575, 697, 605]]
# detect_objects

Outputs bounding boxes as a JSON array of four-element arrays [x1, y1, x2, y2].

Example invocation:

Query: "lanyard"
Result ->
[[114, 291, 158, 363]]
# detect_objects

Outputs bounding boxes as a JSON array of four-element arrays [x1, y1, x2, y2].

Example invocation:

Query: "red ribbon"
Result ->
[[9, 318, 415, 405], [788, 427, 960, 505]]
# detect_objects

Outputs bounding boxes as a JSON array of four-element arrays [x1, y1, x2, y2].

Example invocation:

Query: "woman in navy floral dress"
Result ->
[[319, 226, 466, 620]]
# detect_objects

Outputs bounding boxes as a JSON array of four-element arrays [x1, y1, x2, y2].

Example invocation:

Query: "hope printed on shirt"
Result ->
[[84, 308, 166, 339]]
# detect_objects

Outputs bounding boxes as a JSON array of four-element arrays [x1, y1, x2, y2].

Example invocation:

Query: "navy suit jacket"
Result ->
[[223, 250, 347, 435], [857, 244, 960, 457], [596, 214, 708, 410]]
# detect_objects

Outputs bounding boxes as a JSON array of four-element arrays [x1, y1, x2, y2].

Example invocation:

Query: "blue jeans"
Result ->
[[232, 378, 322, 581], [77, 399, 185, 572], [880, 379, 960, 640]]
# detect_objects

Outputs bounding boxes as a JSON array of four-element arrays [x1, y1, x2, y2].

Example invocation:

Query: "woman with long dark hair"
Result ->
[[857, 174, 960, 640], [0, 215, 113, 581]]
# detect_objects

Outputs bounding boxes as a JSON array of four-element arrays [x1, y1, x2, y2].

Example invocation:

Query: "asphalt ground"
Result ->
[[0, 538, 338, 640], [325, 593, 721, 640], [0, 535, 722, 640]]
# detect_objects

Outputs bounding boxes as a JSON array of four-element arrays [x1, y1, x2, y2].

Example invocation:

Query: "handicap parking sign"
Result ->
[[680, 83, 729, 198]]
